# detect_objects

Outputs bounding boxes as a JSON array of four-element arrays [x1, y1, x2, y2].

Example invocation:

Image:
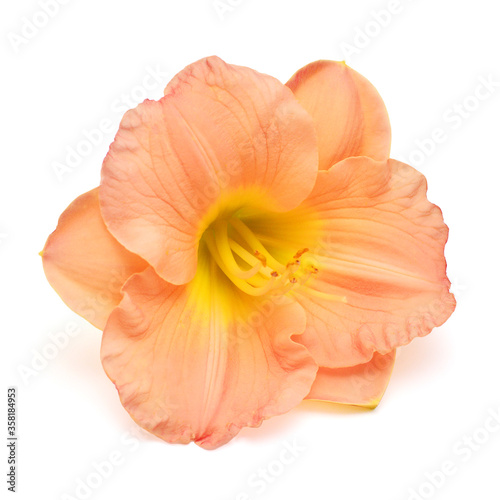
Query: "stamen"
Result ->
[[230, 218, 286, 273], [253, 251, 267, 267], [228, 240, 273, 279], [293, 248, 309, 259], [214, 220, 262, 280], [203, 216, 337, 301], [204, 232, 278, 297]]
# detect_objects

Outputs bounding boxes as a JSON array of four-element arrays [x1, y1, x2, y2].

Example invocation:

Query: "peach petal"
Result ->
[[287, 60, 391, 169], [41, 188, 148, 330], [100, 56, 318, 285], [100, 267, 318, 449], [306, 350, 396, 408], [294, 157, 456, 368]]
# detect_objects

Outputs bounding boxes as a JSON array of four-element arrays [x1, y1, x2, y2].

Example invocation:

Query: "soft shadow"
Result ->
[[392, 329, 451, 383], [237, 398, 370, 445], [237, 406, 304, 443]]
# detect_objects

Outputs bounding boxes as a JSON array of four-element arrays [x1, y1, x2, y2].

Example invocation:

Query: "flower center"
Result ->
[[203, 217, 321, 298]]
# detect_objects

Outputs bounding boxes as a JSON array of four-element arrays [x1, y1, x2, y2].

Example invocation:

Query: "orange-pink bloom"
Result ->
[[41, 57, 455, 449]]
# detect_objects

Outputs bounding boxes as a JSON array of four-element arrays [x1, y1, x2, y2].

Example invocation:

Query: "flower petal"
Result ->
[[286, 60, 391, 169], [41, 188, 148, 330], [294, 157, 456, 368], [100, 266, 318, 449], [306, 350, 396, 408], [100, 56, 318, 286]]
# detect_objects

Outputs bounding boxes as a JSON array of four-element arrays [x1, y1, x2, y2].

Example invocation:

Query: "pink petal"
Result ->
[[293, 156, 456, 368], [306, 351, 396, 408], [41, 188, 147, 329], [100, 267, 318, 449], [100, 56, 318, 286], [287, 60, 391, 169]]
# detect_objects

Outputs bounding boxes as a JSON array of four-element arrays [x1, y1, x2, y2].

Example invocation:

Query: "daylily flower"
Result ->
[[41, 57, 455, 449]]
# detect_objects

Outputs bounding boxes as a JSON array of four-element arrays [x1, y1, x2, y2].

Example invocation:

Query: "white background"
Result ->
[[2, 1, 500, 499]]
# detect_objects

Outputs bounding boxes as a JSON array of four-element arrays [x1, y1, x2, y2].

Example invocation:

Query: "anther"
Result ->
[[253, 250, 267, 267], [293, 248, 309, 259]]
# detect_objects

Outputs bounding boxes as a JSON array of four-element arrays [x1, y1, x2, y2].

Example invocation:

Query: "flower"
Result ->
[[41, 56, 455, 449]]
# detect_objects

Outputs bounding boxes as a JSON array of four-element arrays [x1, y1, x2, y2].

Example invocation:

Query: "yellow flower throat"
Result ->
[[200, 213, 345, 304], [204, 217, 317, 297]]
